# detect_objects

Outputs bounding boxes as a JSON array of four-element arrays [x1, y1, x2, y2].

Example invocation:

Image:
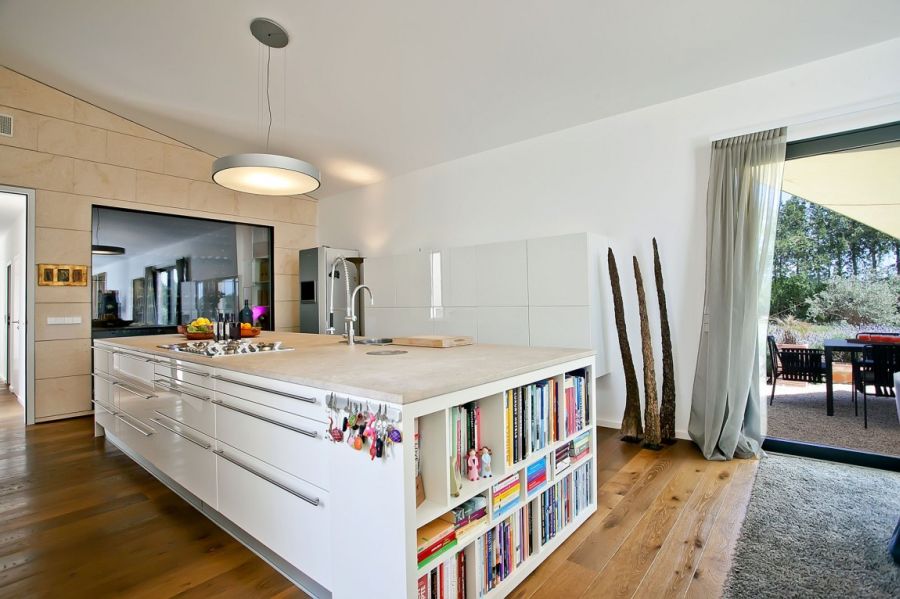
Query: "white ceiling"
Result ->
[[2, 2, 900, 199], [783, 141, 900, 239]]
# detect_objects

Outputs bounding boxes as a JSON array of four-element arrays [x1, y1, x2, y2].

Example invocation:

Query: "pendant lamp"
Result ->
[[212, 18, 321, 196], [91, 207, 125, 255]]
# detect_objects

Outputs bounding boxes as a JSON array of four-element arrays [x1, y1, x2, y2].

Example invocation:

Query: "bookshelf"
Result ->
[[411, 358, 597, 598]]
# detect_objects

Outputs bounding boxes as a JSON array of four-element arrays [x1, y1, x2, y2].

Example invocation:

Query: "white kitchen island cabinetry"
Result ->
[[92, 333, 597, 599]]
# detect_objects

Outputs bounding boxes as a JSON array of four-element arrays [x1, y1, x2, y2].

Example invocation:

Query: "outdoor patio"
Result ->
[[766, 382, 900, 457]]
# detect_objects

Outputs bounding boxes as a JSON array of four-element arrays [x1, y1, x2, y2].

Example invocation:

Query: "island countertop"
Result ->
[[94, 332, 593, 405]]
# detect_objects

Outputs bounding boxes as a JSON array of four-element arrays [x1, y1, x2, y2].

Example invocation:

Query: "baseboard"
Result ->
[[763, 437, 900, 472], [35, 409, 94, 423], [596, 418, 690, 441]]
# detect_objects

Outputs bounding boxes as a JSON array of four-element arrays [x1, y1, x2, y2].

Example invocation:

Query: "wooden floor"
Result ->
[[0, 388, 757, 598]]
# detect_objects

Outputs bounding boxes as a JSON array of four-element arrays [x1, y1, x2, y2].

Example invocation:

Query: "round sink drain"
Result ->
[[366, 350, 408, 356]]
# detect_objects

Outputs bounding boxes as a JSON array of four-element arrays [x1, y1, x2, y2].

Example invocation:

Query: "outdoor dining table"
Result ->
[[823, 337, 900, 416], [823, 338, 866, 417]]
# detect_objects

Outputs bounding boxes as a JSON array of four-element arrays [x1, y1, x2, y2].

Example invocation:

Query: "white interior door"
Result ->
[[8, 254, 23, 403]]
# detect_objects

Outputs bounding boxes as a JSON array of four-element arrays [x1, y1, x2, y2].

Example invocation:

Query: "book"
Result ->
[[417, 518, 455, 552], [418, 538, 458, 570]]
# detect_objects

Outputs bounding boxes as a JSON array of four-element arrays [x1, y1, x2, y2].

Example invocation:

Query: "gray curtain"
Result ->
[[689, 127, 786, 460]]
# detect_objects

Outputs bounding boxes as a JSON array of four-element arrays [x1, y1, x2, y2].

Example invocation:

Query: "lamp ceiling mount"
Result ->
[[250, 18, 289, 49]]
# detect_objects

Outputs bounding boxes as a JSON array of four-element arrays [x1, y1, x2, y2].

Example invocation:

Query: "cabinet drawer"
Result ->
[[92, 397, 118, 431], [146, 415, 217, 508], [151, 377, 215, 437], [215, 445, 331, 588], [92, 345, 112, 374], [114, 378, 158, 418], [213, 393, 329, 491], [212, 370, 327, 423], [154, 360, 213, 388], [111, 351, 156, 387]]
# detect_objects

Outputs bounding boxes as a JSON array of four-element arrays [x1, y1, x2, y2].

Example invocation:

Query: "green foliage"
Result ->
[[770, 195, 899, 323], [806, 276, 900, 327], [771, 315, 816, 345]]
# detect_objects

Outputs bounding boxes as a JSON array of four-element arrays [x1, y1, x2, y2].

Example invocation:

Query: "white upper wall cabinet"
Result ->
[[361, 232, 609, 375], [475, 241, 528, 307]]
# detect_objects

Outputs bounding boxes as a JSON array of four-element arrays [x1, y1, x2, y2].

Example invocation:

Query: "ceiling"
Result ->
[[783, 141, 900, 239], [2, 2, 900, 199]]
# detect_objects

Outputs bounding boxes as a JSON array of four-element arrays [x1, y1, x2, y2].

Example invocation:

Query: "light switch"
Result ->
[[47, 316, 66, 325]]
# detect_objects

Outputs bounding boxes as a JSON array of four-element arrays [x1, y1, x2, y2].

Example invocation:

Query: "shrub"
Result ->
[[806, 276, 900, 327]]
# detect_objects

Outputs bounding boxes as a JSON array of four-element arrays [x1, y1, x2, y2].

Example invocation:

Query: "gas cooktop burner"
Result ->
[[157, 340, 294, 357]]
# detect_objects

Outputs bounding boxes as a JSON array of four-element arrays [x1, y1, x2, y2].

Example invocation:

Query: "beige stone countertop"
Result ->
[[95, 332, 594, 405]]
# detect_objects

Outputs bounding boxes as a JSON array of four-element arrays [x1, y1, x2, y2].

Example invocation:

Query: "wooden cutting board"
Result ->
[[390, 335, 474, 348]]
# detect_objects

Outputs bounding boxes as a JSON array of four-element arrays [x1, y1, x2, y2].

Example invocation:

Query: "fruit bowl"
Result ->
[[241, 326, 262, 338]]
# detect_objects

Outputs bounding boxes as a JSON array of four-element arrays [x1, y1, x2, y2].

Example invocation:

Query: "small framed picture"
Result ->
[[37, 264, 88, 287]]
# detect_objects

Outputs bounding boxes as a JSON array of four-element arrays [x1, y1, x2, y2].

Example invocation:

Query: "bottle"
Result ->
[[240, 300, 253, 325], [230, 313, 241, 341], [215, 312, 224, 342]]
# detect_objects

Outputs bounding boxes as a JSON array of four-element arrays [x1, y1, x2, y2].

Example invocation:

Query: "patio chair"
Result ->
[[852, 344, 900, 428], [767, 335, 826, 405]]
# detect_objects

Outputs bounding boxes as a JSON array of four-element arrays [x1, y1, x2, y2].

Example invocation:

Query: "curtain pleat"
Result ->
[[689, 127, 786, 460]]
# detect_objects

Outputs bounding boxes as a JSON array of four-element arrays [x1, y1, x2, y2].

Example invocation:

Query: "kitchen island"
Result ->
[[92, 333, 597, 598]]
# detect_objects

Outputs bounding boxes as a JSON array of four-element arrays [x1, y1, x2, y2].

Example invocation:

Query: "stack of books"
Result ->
[[491, 473, 521, 517], [553, 444, 571, 477], [451, 496, 488, 539], [538, 475, 573, 545], [450, 401, 482, 482], [563, 371, 589, 437], [570, 430, 590, 465], [573, 461, 593, 517], [417, 518, 457, 570], [417, 551, 466, 599], [525, 457, 547, 495], [505, 378, 558, 466], [477, 505, 532, 595]]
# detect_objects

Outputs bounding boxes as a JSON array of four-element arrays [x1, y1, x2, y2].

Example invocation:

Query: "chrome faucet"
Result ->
[[327, 256, 352, 336], [346, 284, 374, 346]]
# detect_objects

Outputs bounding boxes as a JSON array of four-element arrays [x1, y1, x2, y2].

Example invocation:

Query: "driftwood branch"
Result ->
[[634, 256, 661, 450], [653, 238, 676, 444], [608, 248, 642, 442]]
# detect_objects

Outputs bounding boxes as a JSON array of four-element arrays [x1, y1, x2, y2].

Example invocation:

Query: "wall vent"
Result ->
[[0, 113, 12, 137]]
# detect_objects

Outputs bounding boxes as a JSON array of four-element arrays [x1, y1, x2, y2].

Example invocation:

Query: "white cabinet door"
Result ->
[[145, 415, 217, 508], [215, 445, 331, 588], [150, 377, 215, 437], [527, 233, 589, 306], [111, 351, 156, 387], [475, 241, 528, 307]]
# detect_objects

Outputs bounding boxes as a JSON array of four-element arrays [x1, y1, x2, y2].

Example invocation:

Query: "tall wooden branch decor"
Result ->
[[608, 249, 642, 442], [633, 257, 662, 450], [653, 238, 676, 444]]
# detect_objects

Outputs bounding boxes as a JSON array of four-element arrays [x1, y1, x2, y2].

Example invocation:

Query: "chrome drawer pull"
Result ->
[[211, 399, 318, 438], [170, 365, 211, 378], [213, 449, 320, 507], [116, 413, 155, 436], [91, 372, 117, 384], [154, 378, 210, 401], [114, 382, 156, 400], [150, 417, 212, 450], [91, 400, 117, 416], [211, 375, 316, 404]]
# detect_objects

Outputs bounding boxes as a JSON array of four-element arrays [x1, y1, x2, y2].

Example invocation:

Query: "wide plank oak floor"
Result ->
[[0, 389, 756, 598]]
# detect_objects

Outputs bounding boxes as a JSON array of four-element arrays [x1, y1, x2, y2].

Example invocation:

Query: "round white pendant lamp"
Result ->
[[212, 153, 320, 195], [212, 18, 321, 196]]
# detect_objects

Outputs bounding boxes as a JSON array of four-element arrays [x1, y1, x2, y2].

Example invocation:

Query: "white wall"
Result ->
[[0, 193, 27, 405], [319, 38, 900, 438]]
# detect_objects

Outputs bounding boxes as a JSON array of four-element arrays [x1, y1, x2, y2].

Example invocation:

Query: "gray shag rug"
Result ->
[[724, 453, 900, 599], [767, 385, 900, 457]]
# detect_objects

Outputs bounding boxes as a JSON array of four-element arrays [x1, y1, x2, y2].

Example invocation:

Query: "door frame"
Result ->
[[0, 184, 35, 425]]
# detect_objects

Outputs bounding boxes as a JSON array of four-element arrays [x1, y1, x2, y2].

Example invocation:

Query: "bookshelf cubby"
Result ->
[[412, 359, 596, 597]]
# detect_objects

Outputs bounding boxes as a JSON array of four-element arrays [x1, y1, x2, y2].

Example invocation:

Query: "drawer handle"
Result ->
[[116, 413, 155, 436], [91, 372, 117, 384], [211, 375, 316, 404], [170, 365, 211, 378], [91, 345, 115, 354], [114, 382, 156, 400], [154, 378, 210, 401], [211, 400, 318, 438], [91, 399, 117, 416], [213, 449, 320, 507], [150, 417, 212, 450]]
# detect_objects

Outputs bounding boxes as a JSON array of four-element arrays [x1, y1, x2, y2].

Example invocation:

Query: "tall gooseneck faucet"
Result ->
[[327, 256, 352, 337], [346, 285, 374, 346]]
